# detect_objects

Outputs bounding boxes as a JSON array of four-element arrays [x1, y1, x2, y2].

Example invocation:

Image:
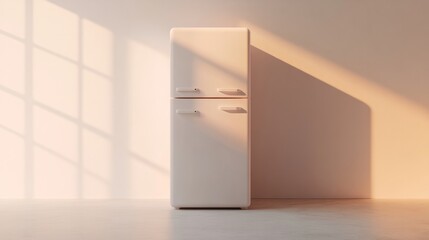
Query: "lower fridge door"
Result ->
[[171, 98, 250, 208]]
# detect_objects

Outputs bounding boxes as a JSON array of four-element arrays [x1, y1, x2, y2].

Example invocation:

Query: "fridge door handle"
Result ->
[[176, 87, 199, 92], [176, 109, 199, 114]]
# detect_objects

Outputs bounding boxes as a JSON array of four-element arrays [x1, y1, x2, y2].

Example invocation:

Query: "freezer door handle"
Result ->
[[218, 106, 241, 111], [176, 87, 199, 92], [176, 109, 199, 114], [218, 106, 247, 113], [217, 88, 240, 93], [217, 88, 246, 96]]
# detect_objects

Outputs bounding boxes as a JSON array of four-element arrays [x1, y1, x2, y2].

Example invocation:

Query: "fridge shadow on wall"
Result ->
[[250, 46, 372, 199]]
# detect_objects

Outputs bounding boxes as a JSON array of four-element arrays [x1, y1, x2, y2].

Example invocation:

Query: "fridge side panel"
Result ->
[[171, 99, 250, 208]]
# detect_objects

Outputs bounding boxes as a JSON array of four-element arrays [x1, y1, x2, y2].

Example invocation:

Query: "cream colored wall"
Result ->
[[0, 0, 428, 198]]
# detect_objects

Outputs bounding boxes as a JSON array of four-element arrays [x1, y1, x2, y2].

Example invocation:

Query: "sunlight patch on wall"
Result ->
[[33, 48, 78, 117], [0, 35, 25, 93], [127, 40, 170, 198], [0, 0, 25, 38], [0, 91, 25, 135], [33, 106, 78, 162], [82, 129, 111, 198], [82, 19, 113, 76], [127, 40, 169, 155], [33, 146, 78, 198], [33, 0, 78, 61], [0, 129, 25, 198], [82, 70, 112, 134]]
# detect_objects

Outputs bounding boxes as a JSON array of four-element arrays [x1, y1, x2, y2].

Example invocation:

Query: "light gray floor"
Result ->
[[0, 199, 428, 240]]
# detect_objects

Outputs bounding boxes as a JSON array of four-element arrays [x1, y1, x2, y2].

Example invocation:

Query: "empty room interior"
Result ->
[[1, 0, 429, 239]]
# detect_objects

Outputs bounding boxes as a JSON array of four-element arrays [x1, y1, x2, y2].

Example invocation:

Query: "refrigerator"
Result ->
[[170, 28, 250, 208]]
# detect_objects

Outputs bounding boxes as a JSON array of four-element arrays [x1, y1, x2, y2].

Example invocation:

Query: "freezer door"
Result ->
[[171, 28, 249, 98], [171, 99, 250, 208]]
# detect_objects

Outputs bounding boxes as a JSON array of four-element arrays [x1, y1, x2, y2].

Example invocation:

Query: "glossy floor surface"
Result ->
[[0, 199, 428, 240]]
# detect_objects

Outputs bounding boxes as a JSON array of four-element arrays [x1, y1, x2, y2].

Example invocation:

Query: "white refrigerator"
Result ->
[[170, 28, 250, 208]]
